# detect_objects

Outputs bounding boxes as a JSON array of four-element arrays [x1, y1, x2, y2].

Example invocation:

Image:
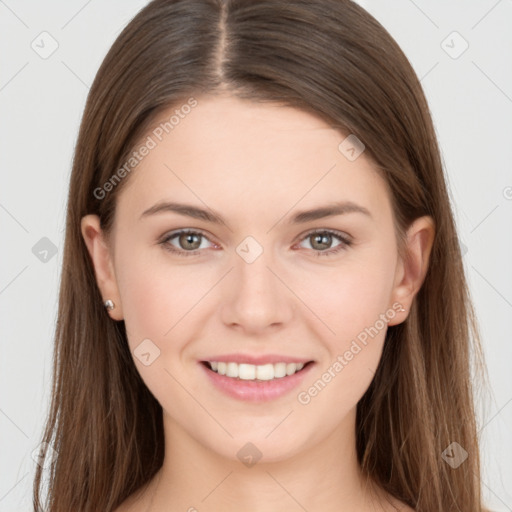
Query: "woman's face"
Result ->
[[85, 94, 429, 463]]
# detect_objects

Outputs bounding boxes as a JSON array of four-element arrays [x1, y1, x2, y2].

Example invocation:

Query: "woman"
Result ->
[[33, 0, 489, 510]]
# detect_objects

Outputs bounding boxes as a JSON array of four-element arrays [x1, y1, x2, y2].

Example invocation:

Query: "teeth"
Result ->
[[207, 361, 306, 380], [226, 362, 239, 378]]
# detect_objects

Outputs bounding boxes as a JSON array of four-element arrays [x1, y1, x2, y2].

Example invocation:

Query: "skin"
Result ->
[[82, 94, 434, 512]]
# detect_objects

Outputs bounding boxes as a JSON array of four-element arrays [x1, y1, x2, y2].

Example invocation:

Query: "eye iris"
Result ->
[[311, 233, 332, 250], [180, 232, 201, 250]]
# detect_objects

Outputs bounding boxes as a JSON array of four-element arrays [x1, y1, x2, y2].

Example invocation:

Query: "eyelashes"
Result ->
[[160, 229, 214, 256], [159, 228, 352, 258]]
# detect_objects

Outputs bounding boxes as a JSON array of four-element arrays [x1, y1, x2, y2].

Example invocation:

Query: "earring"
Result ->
[[104, 299, 115, 311]]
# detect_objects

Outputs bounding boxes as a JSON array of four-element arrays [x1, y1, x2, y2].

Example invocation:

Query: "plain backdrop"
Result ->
[[1, 1, 511, 510]]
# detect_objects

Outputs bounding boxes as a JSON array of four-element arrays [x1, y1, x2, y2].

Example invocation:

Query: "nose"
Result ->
[[220, 245, 295, 335]]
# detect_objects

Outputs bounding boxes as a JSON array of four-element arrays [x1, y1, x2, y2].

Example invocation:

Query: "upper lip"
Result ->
[[200, 354, 314, 365]]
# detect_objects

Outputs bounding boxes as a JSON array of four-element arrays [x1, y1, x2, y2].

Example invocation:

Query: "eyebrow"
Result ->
[[139, 200, 372, 226]]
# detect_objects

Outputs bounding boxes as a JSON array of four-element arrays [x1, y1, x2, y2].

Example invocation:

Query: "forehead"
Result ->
[[116, 94, 391, 225]]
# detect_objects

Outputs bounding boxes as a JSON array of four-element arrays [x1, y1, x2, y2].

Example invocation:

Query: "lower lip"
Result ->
[[199, 362, 315, 402]]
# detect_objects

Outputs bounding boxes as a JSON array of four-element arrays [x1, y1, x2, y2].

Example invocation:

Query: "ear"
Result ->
[[80, 214, 123, 321], [387, 215, 435, 326]]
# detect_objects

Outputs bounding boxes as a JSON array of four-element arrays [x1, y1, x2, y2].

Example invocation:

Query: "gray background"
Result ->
[[1, 0, 511, 510]]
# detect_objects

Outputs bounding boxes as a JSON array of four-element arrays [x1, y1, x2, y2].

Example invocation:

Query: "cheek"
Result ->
[[295, 286, 390, 427], [300, 249, 397, 342], [115, 249, 215, 347], [114, 251, 213, 399], [294, 247, 396, 403]]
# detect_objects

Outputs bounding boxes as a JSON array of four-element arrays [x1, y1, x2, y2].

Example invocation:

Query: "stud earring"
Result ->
[[104, 299, 115, 311]]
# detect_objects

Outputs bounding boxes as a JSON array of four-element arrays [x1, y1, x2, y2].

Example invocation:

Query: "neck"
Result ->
[[144, 407, 385, 512]]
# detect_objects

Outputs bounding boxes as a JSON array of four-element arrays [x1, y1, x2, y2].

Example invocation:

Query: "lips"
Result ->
[[200, 353, 313, 365], [199, 357, 315, 402]]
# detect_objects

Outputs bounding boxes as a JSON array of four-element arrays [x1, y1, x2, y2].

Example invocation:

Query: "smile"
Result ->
[[206, 361, 306, 380], [200, 360, 315, 402]]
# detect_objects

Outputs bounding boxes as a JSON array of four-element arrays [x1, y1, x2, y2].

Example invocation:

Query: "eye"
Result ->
[[296, 229, 352, 257], [159, 228, 352, 258], [159, 229, 216, 256]]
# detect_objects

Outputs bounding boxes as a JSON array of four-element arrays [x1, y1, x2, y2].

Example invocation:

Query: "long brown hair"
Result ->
[[33, 0, 489, 510]]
